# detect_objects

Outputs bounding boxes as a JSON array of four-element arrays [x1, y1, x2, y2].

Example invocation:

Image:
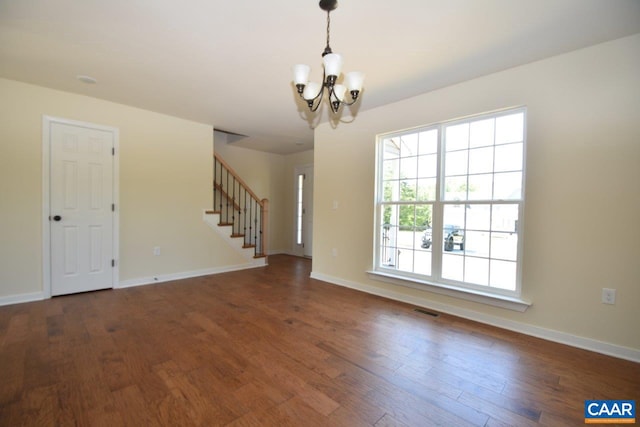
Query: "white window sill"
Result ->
[[367, 270, 531, 312]]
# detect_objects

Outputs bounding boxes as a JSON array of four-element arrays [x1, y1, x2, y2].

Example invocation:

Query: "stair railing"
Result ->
[[213, 153, 268, 258]]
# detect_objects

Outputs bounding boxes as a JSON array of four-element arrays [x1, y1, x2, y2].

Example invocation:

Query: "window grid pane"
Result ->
[[441, 202, 519, 290], [378, 203, 433, 276]]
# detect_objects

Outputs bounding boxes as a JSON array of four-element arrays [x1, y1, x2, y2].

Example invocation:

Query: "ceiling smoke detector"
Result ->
[[76, 75, 97, 84]]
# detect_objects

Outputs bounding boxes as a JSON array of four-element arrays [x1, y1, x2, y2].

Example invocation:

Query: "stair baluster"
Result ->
[[211, 153, 267, 259]]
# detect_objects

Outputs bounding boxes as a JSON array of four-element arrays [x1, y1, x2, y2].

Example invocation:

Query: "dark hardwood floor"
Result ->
[[0, 255, 638, 426]]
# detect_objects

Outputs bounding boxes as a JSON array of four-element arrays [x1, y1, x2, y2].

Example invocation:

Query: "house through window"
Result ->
[[375, 107, 526, 297]]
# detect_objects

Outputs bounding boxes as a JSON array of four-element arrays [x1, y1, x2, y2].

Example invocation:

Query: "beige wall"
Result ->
[[312, 34, 640, 353], [0, 78, 247, 299]]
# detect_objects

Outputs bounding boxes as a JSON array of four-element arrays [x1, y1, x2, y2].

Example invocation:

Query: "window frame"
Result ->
[[373, 107, 527, 301]]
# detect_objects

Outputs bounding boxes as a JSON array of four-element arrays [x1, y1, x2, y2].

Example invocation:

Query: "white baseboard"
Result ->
[[117, 262, 266, 289], [267, 249, 288, 256], [310, 271, 640, 363], [0, 291, 47, 307], [0, 262, 266, 306]]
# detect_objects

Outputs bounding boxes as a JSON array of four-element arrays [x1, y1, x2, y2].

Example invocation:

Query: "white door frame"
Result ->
[[42, 116, 120, 298], [292, 163, 313, 258]]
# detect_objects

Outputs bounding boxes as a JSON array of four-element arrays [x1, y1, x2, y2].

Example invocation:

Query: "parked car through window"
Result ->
[[421, 225, 464, 251]]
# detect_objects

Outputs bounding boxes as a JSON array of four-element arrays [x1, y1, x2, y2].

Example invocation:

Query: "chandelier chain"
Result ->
[[326, 11, 331, 51]]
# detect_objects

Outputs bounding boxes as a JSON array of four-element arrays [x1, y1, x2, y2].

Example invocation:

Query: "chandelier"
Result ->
[[292, 0, 365, 114]]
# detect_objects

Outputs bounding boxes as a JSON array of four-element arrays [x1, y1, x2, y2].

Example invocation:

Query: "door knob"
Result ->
[[52, 215, 62, 221]]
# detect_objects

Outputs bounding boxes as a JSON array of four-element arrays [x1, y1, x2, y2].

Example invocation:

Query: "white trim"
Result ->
[[292, 163, 314, 258], [117, 262, 266, 289], [0, 263, 266, 306], [267, 248, 288, 256], [42, 117, 52, 298], [0, 292, 47, 307], [42, 116, 120, 297], [310, 271, 640, 363], [112, 127, 120, 289], [292, 167, 303, 256], [368, 270, 530, 312]]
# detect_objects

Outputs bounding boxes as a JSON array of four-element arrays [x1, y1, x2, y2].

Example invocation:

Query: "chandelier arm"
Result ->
[[309, 90, 324, 112], [337, 96, 359, 107], [307, 71, 326, 112], [326, 81, 360, 110], [296, 87, 323, 103], [297, 88, 323, 113], [327, 85, 342, 113]]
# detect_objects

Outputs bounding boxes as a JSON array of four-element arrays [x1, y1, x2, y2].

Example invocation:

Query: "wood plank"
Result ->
[[374, 412, 411, 427]]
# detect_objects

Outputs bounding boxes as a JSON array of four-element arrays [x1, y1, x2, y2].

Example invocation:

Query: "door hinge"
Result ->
[[111, 259, 115, 267], [112, 147, 115, 155], [112, 203, 115, 212]]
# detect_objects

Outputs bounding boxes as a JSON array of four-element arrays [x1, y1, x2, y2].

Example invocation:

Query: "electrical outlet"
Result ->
[[332, 248, 338, 257], [602, 288, 616, 305], [153, 246, 161, 256]]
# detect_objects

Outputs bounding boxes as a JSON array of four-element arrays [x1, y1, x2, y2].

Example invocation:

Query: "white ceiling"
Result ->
[[1, 0, 639, 154]]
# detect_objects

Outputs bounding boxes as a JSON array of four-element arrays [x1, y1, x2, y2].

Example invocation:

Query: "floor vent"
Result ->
[[414, 308, 440, 318]]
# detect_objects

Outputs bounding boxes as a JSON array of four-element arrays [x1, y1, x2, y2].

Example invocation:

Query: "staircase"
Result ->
[[204, 153, 268, 266]]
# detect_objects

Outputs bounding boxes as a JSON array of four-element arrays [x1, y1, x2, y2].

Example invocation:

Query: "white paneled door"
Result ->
[[49, 120, 116, 296]]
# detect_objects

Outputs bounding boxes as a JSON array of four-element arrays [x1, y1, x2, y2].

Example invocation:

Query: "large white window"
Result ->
[[374, 108, 526, 298]]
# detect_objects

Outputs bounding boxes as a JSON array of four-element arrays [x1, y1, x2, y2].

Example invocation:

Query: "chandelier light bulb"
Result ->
[[303, 82, 322, 101], [292, 64, 311, 85], [333, 84, 347, 102], [322, 53, 343, 78], [346, 71, 365, 93]]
